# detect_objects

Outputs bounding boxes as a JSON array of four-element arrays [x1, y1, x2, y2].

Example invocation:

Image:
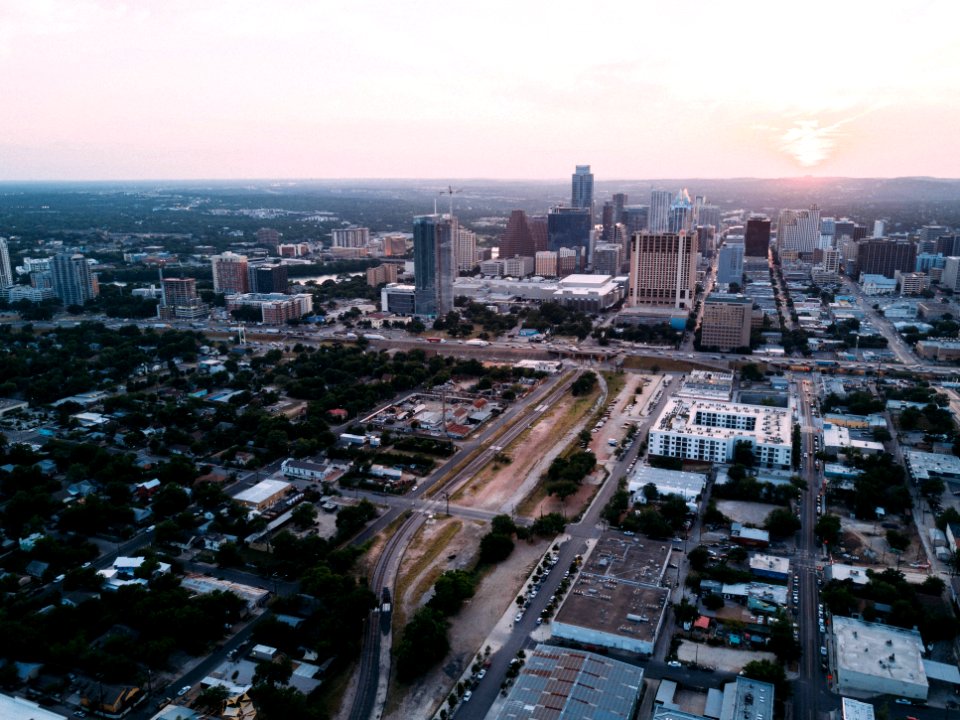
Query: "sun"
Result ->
[[780, 120, 836, 168]]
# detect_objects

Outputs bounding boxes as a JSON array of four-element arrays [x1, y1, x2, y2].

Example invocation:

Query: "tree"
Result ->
[[253, 656, 294, 687], [742, 659, 791, 700], [688, 545, 710, 571], [673, 598, 698, 626], [702, 593, 724, 610], [571, 371, 598, 397], [428, 570, 476, 616], [765, 508, 801, 538], [291, 502, 317, 529], [768, 611, 801, 663], [886, 529, 910, 552], [815, 514, 841, 548], [395, 608, 450, 682], [479, 533, 514, 564], [196, 684, 230, 711]]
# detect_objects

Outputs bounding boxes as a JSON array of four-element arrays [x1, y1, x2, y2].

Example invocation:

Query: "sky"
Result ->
[[1, 0, 959, 181]]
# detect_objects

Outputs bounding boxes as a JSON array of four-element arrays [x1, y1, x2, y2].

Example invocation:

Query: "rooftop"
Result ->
[[492, 644, 644, 720], [553, 532, 671, 646], [232, 478, 291, 506], [627, 465, 708, 500], [749, 553, 791, 575], [905, 450, 960, 481], [833, 616, 927, 687], [841, 697, 876, 720], [652, 397, 791, 447], [0, 693, 66, 720]]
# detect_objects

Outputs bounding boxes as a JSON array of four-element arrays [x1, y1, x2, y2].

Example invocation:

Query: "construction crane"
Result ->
[[437, 185, 462, 216]]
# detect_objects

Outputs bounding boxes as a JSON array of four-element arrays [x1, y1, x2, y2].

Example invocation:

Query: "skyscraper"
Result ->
[[0, 238, 12, 289], [627, 232, 698, 309], [592, 243, 623, 276], [413, 214, 457, 317], [716, 244, 744, 286], [456, 227, 477, 272], [612, 193, 628, 225], [669, 189, 693, 233], [777, 206, 820, 255], [331, 226, 370, 248], [211, 251, 249, 294], [52, 253, 97, 307], [500, 210, 535, 258], [600, 202, 615, 241], [649, 190, 672, 233], [855, 239, 917, 279], [249, 264, 288, 294], [547, 207, 592, 253], [529, 215, 549, 253], [571, 165, 594, 220], [744, 217, 771, 257], [701, 295, 752, 352]]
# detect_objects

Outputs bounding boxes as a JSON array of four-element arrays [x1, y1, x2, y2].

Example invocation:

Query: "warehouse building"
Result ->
[[552, 531, 671, 655], [231, 478, 292, 511], [628, 465, 707, 505], [491, 645, 644, 720], [832, 616, 928, 700]]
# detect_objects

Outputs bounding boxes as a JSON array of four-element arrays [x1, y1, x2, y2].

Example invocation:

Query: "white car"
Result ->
[[667, 660, 682, 668], [463, 690, 473, 702], [177, 686, 191, 697]]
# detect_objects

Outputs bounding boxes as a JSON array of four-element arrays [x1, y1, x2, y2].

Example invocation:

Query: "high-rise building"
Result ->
[[600, 202, 615, 241], [856, 240, 917, 279], [161, 277, 197, 307], [557, 247, 580, 277], [535, 251, 558, 277], [382, 235, 408, 256], [249, 264, 288, 294], [920, 225, 949, 245], [941, 257, 960, 292], [366, 264, 400, 287], [503, 256, 534, 278], [211, 251, 249, 294], [52, 253, 97, 307], [413, 214, 457, 317], [547, 207, 592, 253], [777, 206, 820, 255], [669, 189, 693, 233], [621, 206, 649, 236], [571, 165, 594, 220], [256, 227, 281, 250], [500, 210, 534, 258], [873, 220, 886, 238], [701, 294, 753, 352], [716, 244, 744, 286], [456, 227, 477, 272], [744, 217, 771, 257], [649, 190, 672, 233], [592, 243, 623, 276], [627, 232, 698, 309], [612, 193, 628, 225], [698, 204, 721, 229], [331, 226, 370, 248], [935, 235, 960, 257], [529, 215, 549, 253], [0, 238, 12, 289]]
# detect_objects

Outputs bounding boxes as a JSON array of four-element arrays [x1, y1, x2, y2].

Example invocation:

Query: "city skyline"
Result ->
[[1, 1, 959, 181]]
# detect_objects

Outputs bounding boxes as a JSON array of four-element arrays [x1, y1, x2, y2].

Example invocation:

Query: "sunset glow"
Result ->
[[0, 0, 958, 179]]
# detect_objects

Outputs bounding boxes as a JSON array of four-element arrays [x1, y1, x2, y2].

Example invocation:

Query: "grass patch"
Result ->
[[601, 370, 628, 404], [312, 658, 357, 718], [393, 519, 463, 630]]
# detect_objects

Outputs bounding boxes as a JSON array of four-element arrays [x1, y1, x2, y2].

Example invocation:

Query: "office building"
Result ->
[[669, 188, 693, 233], [502, 255, 534, 278], [491, 645, 644, 720], [547, 207, 592, 253], [211, 252, 249, 295], [225, 293, 313, 324], [716, 244, 744, 285], [832, 616, 928, 700], [592, 243, 623, 276], [331, 226, 370, 248], [941, 257, 960, 292], [622, 205, 649, 235], [649, 397, 793, 467], [650, 190, 672, 233], [627, 232, 698, 309], [499, 210, 534, 259], [899, 272, 927, 296], [452, 274, 622, 312], [248, 264, 288, 294], [920, 225, 949, 245], [552, 531, 670, 655], [873, 220, 886, 238], [0, 238, 12, 289], [535, 250, 558, 277], [701, 294, 752, 352], [612, 192, 628, 224], [413, 214, 457, 317], [934, 234, 960, 256], [382, 235, 408, 256], [856, 240, 917, 279], [745, 217, 771, 257], [571, 164, 594, 219], [456, 227, 476, 272], [777, 206, 820, 255], [698, 204, 721, 229], [380, 283, 417, 315], [601, 201, 616, 241], [158, 277, 207, 320], [529, 214, 549, 253], [366, 263, 400, 287], [557, 247, 581, 276], [916, 253, 946, 273], [52, 252, 97, 306]]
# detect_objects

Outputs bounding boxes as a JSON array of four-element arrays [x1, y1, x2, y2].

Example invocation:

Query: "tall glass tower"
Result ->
[[571, 165, 594, 221], [413, 214, 457, 317]]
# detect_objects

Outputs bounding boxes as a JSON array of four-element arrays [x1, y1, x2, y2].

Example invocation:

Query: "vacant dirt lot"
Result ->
[[677, 640, 776, 672], [715, 499, 781, 527]]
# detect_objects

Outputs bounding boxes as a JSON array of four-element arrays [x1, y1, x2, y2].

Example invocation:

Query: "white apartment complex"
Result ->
[[649, 398, 793, 468]]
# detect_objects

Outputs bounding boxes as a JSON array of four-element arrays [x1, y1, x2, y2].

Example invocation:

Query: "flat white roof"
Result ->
[[749, 553, 790, 575], [833, 616, 927, 687], [0, 693, 66, 720], [652, 397, 791, 446], [233, 478, 291, 505], [841, 697, 876, 720], [905, 450, 960, 481]]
